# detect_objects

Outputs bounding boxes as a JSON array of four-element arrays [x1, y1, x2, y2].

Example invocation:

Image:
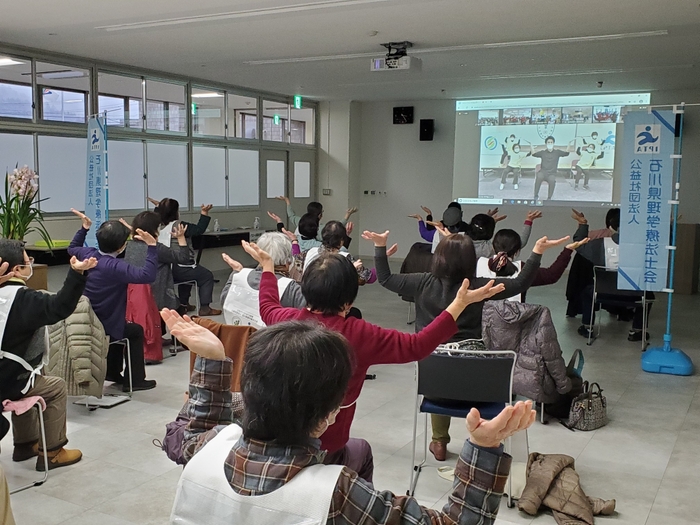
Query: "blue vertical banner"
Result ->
[[85, 115, 108, 248], [618, 110, 675, 291]]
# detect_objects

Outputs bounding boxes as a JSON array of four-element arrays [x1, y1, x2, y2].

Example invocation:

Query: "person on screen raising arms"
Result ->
[[532, 136, 576, 201], [500, 141, 533, 190], [500, 133, 519, 165], [573, 143, 604, 190]]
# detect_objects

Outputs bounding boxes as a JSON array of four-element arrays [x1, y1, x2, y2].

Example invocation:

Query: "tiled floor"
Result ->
[[3, 264, 700, 524]]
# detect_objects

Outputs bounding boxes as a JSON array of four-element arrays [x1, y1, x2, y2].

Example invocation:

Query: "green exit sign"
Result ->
[[191, 103, 197, 115], [293, 95, 302, 109], [274, 114, 280, 125]]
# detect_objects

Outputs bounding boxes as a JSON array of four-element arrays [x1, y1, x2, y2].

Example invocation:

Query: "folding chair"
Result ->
[[587, 266, 654, 351], [408, 347, 521, 507], [2, 398, 49, 493]]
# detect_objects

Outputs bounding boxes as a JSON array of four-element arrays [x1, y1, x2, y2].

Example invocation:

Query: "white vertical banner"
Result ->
[[85, 115, 108, 247]]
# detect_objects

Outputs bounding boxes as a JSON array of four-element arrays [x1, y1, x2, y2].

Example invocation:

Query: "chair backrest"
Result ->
[[593, 266, 642, 298], [417, 350, 516, 404]]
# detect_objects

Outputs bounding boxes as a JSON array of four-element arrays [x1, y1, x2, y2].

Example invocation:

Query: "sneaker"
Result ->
[[124, 379, 157, 392], [628, 330, 650, 342], [514, 183, 519, 190], [13, 442, 39, 462], [36, 447, 82, 471], [499, 183, 505, 190], [577, 325, 594, 338]]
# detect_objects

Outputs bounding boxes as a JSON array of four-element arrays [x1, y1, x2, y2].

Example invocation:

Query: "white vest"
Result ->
[[224, 269, 293, 329], [0, 285, 49, 394], [303, 247, 350, 273], [476, 257, 523, 302], [170, 424, 343, 525], [604, 237, 619, 270], [430, 230, 440, 254]]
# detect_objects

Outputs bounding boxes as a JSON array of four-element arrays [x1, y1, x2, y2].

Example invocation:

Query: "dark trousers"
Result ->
[[581, 285, 653, 330], [324, 438, 374, 483], [574, 166, 590, 186], [534, 170, 557, 200], [172, 265, 214, 306], [107, 322, 147, 385], [501, 166, 521, 184]]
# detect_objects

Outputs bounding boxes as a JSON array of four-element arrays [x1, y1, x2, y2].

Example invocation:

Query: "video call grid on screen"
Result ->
[[452, 93, 651, 207]]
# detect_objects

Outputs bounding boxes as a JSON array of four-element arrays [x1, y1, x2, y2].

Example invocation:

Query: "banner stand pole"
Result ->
[[642, 103, 694, 376]]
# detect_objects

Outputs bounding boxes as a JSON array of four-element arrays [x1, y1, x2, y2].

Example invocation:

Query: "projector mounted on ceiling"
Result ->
[[370, 41, 421, 72]]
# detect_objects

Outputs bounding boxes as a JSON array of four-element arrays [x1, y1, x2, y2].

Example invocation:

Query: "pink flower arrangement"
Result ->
[[8, 165, 39, 199], [0, 164, 51, 245]]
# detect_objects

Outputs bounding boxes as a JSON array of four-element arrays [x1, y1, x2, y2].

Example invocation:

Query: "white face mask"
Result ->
[[15, 264, 33, 281], [546, 143, 554, 151]]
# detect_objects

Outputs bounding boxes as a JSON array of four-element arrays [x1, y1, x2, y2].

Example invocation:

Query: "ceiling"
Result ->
[[1, 0, 700, 101]]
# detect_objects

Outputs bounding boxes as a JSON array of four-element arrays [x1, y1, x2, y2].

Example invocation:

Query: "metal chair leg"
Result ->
[[587, 290, 596, 346], [125, 339, 133, 397], [408, 394, 420, 496], [10, 403, 48, 494]]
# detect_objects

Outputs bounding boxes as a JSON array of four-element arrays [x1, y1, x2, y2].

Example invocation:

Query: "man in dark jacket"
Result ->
[[0, 241, 96, 470]]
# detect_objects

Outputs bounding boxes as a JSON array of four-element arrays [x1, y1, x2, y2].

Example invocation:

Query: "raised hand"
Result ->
[[467, 400, 536, 449], [346, 221, 354, 236], [571, 208, 587, 225], [200, 204, 213, 216], [420, 205, 432, 216], [0, 259, 15, 286], [69, 256, 98, 273], [408, 213, 424, 222], [275, 196, 290, 205], [267, 210, 283, 224], [242, 241, 273, 268], [533, 235, 570, 254], [281, 228, 298, 243], [161, 309, 226, 361], [427, 221, 450, 238], [386, 243, 399, 257], [173, 223, 187, 239], [353, 259, 363, 270], [134, 228, 157, 247], [71, 208, 92, 230], [487, 207, 499, 217], [361, 230, 389, 247], [457, 279, 506, 307], [345, 207, 358, 219], [492, 212, 508, 223], [526, 210, 543, 221], [118, 218, 133, 232], [148, 197, 160, 207], [222, 253, 243, 272], [566, 237, 590, 251]]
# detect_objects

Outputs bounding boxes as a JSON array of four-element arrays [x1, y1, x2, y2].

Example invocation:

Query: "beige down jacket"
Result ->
[[482, 300, 571, 404], [519, 452, 615, 525], [47, 296, 109, 397]]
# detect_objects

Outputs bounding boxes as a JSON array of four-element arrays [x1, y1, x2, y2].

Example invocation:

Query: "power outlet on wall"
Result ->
[[322, 188, 332, 196]]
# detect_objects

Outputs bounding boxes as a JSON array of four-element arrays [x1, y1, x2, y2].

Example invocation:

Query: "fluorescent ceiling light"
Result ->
[[477, 64, 692, 80], [0, 57, 24, 67], [97, 0, 392, 31], [245, 30, 668, 65], [40, 71, 85, 79], [192, 92, 224, 98]]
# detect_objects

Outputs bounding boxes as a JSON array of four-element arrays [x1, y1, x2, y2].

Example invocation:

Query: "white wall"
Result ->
[[355, 94, 700, 265]]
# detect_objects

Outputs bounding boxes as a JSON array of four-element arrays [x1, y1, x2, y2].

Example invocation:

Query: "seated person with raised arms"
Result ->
[[0, 242, 96, 470], [276, 195, 357, 240], [164, 309, 535, 525], [240, 239, 506, 481], [68, 209, 157, 391]]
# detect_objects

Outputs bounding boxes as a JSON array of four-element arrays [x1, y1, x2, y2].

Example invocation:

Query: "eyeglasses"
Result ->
[[20, 257, 34, 267]]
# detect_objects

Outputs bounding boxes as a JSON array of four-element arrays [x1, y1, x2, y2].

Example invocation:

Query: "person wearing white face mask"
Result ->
[[500, 141, 533, 190], [532, 136, 575, 201], [0, 241, 97, 470], [573, 144, 604, 190]]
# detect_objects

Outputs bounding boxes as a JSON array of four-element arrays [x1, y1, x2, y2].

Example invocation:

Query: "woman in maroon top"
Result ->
[[242, 240, 506, 483]]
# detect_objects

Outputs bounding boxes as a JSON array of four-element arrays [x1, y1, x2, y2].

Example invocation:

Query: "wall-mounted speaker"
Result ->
[[419, 119, 434, 141]]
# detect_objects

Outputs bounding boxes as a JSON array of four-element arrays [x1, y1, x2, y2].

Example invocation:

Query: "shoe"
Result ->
[[145, 359, 162, 365], [574, 184, 578, 191], [199, 307, 222, 316], [13, 442, 39, 462], [105, 373, 124, 384], [577, 325, 594, 338], [161, 337, 173, 347], [429, 440, 447, 461], [183, 304, 196, 313], [499, 183, 505, 190], [583, 185, 590, 190], [36, 447, 82, 471], [514, 183, 519, 189], [123, 379, 157, 392], [628, 330, 650, 342]]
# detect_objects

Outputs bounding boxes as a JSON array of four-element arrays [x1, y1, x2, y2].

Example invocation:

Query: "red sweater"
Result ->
[[259, 271, 458, 453]]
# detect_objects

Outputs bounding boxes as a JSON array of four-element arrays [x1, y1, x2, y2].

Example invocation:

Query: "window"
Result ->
[[146, 80, 186, 133], [37, 62, 90, 124], [98, 73, 143, 128], [228, 94, 257, 139], [146, 142, 188, 206], [262, 100, 289, 142], [266, 160, 286, 198], [228, 149, 259, 206], [293, 161, 311, 198], [0, 133, 34, 175], [290, 107, 315, 145], [0, 55, 32, 120], [192, 88, 225, 136], [193, 145, 226, 207], [108, 140, 145, 210], [37, 135, 86, 212]]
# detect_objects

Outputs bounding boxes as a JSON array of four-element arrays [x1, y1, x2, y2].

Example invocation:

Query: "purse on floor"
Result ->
[[566, 381, 607, 431]]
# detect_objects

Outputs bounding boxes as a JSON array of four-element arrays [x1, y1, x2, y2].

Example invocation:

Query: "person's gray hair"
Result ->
[[257, 232, 293, 266]]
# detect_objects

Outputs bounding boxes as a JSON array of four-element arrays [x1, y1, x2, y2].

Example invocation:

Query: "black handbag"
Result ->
[[566, 382, 607, 431]]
